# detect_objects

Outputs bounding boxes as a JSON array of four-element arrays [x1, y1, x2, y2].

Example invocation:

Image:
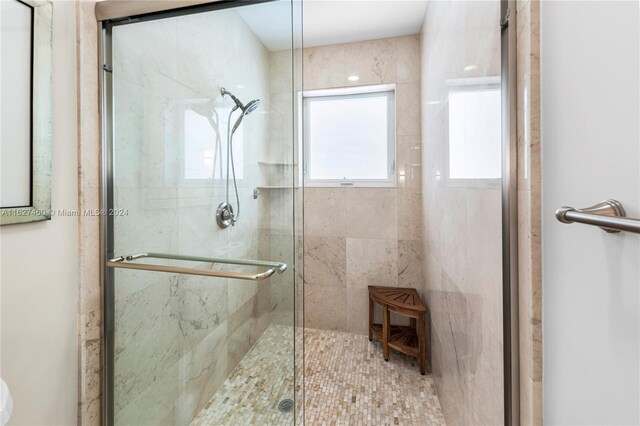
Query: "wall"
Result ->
[[420, 1, 504, 424], [302, 35, 424, 335], [0, 1, 78, 424], [516, 0, 542, 424], [76, 1, 102, 424], [541, 2, 640, 424], [110, 10, 280, 424], [0, 0, 32, 207]]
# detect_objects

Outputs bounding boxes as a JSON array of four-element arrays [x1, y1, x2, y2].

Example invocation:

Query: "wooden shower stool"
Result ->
[[368, 286, 427, 375]]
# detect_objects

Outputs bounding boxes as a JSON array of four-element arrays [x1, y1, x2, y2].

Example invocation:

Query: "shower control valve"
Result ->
[[216, 202, 234, 229]]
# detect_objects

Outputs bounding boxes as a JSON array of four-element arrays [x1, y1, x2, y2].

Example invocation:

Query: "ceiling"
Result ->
[[237, 0, 428, 52]]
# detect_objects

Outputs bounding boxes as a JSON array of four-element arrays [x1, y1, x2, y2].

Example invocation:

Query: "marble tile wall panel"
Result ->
[[177, 275, 229, 352], [344, 38, 398, 85], [304, 188, 346, 237], [303, 236, 346, 287], [113, 273, 181, 416], [345, 188, 398, 240], [344, 288, 371, 335], [345, 238, 399, 289], [115, 286, 229, 426], [398, 188, 424, 241], [114, 361, 180, 425], [516, 0, 543, 424], [176, 321, 229, 424], [397, 135, 423, 191], [304, 284, 346, 331], [76, 1, 101, 424], [227, 295, 259, 372], [398, 239, 424, 288]]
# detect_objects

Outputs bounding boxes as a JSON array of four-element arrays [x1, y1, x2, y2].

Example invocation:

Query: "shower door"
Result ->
[[101, 2, 302, 424]]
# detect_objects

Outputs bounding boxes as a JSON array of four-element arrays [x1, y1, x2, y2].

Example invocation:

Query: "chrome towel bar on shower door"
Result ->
[[555, 199, 640, 234], [107, 252, 288, 281]]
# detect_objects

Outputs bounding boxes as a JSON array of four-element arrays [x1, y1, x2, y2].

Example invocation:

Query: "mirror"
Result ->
[[0, 0, 52, 225]]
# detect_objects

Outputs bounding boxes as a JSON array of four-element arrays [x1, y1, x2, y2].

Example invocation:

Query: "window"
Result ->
[[447, 82, 501, 181], [303, 85, 395, 187]]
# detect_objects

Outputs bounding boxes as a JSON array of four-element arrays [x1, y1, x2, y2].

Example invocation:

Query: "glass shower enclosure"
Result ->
[[101, 1, 302, 424]]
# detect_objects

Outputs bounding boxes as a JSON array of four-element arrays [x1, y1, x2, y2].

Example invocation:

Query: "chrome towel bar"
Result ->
[[555, 199, 640, 234], [107, 252, 287, 281]]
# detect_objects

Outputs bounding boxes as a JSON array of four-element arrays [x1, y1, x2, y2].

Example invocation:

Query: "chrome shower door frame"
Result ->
[[501, 0, 520, 424], [100, 21, 114, 426]]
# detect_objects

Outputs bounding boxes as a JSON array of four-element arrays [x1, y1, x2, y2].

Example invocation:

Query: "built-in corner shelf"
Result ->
[[257, 160, 298, 167], [255, 186, 300, 190], [256, 185, 287, 190], [256, 160, 300, 190]]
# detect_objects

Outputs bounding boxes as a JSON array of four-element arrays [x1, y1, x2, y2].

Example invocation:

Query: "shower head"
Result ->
[[220, 87, 260, 115], [220, 87, 261, 133], [231, 105, 259, 133], [244, 99, 261, 115]]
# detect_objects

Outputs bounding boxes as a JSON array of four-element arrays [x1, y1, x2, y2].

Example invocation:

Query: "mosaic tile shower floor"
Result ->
[[191, 325, 295, 426], [192, 325, 446, 426]]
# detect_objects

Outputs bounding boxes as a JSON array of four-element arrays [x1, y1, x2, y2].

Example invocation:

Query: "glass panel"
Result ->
[[422, 0, 504, 424], [109, 1, 298, 424]]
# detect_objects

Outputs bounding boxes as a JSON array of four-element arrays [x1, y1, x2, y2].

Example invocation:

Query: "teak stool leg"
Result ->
[[418, 312, 426, 375], [368, 296, 374, 341], [382, 305, 390, 361]]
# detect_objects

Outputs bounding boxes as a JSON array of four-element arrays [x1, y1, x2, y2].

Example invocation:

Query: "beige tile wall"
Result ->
[[302, 36, 423, 335], [517, 0, 543, 424], [76, 1, 101, 424]]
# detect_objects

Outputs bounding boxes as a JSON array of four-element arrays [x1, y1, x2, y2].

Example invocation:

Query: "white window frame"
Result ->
[[301, 84, 396, 188]]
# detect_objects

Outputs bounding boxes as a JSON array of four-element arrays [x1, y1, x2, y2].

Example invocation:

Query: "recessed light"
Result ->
[[236, 84, 246, 89], [347, 75, 360, 82], [426, 100, 441, 105], [464, 65, 478, 71]]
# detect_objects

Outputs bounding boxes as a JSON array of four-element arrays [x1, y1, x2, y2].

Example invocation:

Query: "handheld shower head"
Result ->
[[231, 103, 258, 133], [244, 99, 261, 115], [220, 87, 261, 115]]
